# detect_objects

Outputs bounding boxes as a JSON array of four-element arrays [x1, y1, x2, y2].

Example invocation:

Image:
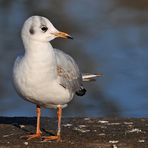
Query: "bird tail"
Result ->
[[82, 73, 103, 82], [76, 73, 102, 96]]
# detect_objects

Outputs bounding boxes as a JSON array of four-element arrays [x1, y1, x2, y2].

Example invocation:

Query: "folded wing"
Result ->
[[55, 49, 83, 95]]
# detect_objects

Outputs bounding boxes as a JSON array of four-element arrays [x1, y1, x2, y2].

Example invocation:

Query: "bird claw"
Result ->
[[42, 135, 61, 142], [21, 133, 41, 140]]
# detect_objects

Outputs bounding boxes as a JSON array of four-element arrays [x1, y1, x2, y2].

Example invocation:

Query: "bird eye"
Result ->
[[41, 26, 48, 32]]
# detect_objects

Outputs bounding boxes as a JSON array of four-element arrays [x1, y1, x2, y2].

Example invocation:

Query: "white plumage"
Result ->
[[13, 16, 101, 141], [13, 16, 80, 109], [13, 16, 101, 109]]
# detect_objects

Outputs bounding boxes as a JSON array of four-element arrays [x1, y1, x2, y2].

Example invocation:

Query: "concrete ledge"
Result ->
[[0, 117, 147, 148]]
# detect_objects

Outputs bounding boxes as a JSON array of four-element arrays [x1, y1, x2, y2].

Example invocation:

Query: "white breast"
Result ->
[[13, 55, 73, 109]]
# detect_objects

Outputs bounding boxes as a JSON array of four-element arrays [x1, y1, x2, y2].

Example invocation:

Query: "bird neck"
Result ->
[[24, 39, 53, 58], [23, 39, 57, 79]]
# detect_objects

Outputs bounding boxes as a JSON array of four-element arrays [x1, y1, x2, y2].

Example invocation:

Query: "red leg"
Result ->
[[21, 105, 42, 140], [43, 105, 62, 142]]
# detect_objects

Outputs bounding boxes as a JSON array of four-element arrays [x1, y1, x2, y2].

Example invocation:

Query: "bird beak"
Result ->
[[52, 31, 73, 39]]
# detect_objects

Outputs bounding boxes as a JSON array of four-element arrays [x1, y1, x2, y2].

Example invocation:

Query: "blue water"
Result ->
[[0, 0, 148, 117]]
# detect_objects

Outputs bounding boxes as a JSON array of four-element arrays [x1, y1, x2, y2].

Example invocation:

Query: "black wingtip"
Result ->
[[76, 87, 86, 96]]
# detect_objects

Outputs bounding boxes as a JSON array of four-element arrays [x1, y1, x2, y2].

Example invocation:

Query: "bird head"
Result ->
[[21, 16, 73, 42]]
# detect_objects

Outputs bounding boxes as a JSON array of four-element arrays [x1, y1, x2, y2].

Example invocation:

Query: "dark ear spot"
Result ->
[[29, 26, 35, 35]]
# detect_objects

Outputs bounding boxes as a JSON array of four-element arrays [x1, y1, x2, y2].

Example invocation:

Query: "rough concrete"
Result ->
[[0, 117, 147, 148]]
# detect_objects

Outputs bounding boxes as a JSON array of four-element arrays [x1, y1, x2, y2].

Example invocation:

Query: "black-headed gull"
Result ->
[[13, 16, 101, 141]]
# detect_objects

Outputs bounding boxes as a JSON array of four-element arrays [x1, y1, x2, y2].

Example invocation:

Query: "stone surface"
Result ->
[[0, 117, 147, 148]]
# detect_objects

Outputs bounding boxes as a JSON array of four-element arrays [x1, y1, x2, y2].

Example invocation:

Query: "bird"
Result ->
[[13, 16, 102, 142]]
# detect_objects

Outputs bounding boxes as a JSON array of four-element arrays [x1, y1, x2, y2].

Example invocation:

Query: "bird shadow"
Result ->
[[0, 117, 56, 136]]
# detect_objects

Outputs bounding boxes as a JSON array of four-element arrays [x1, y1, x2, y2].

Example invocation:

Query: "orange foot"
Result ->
[[42, 135, 61, 142], [21, 133, 41, 140]]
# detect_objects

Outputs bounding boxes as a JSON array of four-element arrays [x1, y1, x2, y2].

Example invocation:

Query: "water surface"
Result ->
[[0, 0, 148, 117]]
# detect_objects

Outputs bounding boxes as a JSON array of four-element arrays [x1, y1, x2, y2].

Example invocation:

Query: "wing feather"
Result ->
[[55, 49, 82, 93]]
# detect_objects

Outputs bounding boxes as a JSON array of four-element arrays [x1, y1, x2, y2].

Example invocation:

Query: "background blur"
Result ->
[[0, 0, 148, 117]]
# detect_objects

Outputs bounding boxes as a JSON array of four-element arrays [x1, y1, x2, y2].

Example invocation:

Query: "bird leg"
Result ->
[[21, 105, 42, 140], [43, 105, 62, 142]]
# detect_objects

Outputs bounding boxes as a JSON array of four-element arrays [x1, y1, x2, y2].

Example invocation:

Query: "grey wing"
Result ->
[[54, 48, 82, 93]]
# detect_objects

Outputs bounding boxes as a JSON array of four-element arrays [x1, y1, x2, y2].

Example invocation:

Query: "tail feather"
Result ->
[[76, 73, 102, 96], [82, 73, 103, 82]]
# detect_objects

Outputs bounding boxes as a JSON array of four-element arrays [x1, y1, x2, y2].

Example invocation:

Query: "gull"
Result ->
[[13, 16, 102, 141]]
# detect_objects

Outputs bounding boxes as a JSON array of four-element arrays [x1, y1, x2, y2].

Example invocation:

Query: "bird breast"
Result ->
[[13, 56, 72, 106]]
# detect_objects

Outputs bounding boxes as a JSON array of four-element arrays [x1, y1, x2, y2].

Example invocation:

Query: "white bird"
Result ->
[[13, 16, 102, 141]]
